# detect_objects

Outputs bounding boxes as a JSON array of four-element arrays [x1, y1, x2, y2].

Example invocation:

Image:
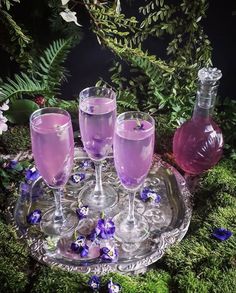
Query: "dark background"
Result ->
[[1, 0, 236, 100]]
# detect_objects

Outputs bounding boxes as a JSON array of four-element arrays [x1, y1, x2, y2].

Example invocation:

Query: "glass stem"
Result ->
[[127, 191, 136, 227], [94, 161, 104, 196], [53, 187, 65, 223]]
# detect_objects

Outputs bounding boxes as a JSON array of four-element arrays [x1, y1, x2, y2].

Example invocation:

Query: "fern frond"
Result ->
[[0, 73, 49, 102], [35, 38, 73, 93]]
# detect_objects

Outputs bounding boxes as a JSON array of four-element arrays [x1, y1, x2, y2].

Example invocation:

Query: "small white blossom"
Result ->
[[0, 111, 8, 135], [60, 9, 82, 26], [61, 0, 70, 5], [0, 99, 9, 111], [115, 0, 121, 14]]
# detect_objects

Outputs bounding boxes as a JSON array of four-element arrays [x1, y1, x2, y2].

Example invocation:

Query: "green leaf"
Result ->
[[6, 99, 39, 124]]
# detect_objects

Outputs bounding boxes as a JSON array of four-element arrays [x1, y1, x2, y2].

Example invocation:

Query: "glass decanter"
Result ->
[[173, 67, 224, 175]]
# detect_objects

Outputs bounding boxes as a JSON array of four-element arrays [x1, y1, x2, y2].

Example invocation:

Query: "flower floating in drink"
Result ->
[[113, 111, 155, 245], [78, 87, 118, 210], [30, 107, 78, 236]]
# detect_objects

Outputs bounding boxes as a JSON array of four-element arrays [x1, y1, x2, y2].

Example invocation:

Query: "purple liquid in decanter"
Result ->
[[173, 67, 224, 175]]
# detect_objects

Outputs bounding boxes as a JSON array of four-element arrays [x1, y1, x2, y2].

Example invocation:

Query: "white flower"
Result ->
[[61, 0, 70, 5], [115, 0, 121, 14], [0, 111, 8, 135], [60, 9, 82, 26], [0, 99, 9, 111]]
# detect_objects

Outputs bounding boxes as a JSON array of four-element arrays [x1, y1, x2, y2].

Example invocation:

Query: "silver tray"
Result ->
[[12, 148, 192, 275]]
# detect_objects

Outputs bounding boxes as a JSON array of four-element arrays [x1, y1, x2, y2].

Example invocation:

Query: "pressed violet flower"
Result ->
[[26, 209, 42, 224], [71, 173, 85, 183], [70, 235, 89, 257], [25, 167, 40, 181], [76, 205, 89, 220], [140, 187, 161, 204], [212, 228, 233, 241], [88, 275, 100, 291], [107, 278, 121, 293], [7, 160, 18, 169], [79, 160, 93, 169], [95, 218, 115, 240], [100, 245, 118, 262]]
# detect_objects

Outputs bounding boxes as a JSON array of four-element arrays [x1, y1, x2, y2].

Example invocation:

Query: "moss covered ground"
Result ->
[[0, 126, 235, 293]]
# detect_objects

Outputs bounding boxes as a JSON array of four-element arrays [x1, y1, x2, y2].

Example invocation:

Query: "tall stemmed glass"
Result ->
[[113, 111, 155, 243], [79, 87, 117, 210], [30, 107, 78, 236]]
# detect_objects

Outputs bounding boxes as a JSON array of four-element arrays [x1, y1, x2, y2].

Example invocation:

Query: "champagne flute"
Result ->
[[78, 87, 118, 210], [113, 111, 155, 244], [30, 107, 78, 236]]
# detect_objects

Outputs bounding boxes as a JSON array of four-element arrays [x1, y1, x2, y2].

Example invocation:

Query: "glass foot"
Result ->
[[79, 182, 118, 211], [40, 207, 78, 237], [113, 211, 149, 243]]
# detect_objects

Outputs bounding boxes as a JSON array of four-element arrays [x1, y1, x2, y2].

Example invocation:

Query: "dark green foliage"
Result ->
[[0, 125, 31, 154], [0, 39, 74, 102], [0, 6, 32, 66]]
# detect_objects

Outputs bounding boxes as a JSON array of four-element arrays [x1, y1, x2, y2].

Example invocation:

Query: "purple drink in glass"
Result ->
[[30, 108, 78, 236], [79, 97, 116, 160], [113, 112, 155, 247], [78, 87, 117, 210], [31, 113, 74, 187], [114, 119, 154, 190]]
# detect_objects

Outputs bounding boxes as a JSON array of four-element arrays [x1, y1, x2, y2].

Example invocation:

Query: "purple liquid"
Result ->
[[30, 113, 74, 187], [79, 97, 116, 160], [114, 119, 155, 190], [173, 116, 223, 175]]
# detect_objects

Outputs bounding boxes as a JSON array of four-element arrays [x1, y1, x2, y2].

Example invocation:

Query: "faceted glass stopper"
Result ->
[[198, 67, 222, 83]]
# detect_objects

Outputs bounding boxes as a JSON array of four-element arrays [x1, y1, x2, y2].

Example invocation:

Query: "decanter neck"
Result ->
[[192, 83, 218, 120], [192, 67, 222, 120]]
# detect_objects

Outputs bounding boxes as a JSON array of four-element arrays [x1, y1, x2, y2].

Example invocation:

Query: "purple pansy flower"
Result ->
[[95, 218, 115, 240], [100, 245, 118, 262], [107, 278, 121, 293], [71, 173, 85, 183], [140, 187, 161, 204], [25, 167, 40, 181], [76, 205, 89, 220], [70, 235, 89, 257], [26, 209, 42, 224], [79, 160, 93, 169], [212, 228, 233, 241], [7, 160, 18, 169], [88, 275, 100, 291], [87, 229, 101, 245]]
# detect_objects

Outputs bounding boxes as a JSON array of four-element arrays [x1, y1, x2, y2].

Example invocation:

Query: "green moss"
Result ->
[[0, 125, 31, 154], [0, 221, 29, 292], [201, 159, 236, 195], [174, 271, 210, 293], [32, 267, 89, 293]]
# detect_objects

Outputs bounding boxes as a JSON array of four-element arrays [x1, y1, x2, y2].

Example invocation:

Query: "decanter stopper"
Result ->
[[196, 67, 222, 110], [198, 67, 222, 84]]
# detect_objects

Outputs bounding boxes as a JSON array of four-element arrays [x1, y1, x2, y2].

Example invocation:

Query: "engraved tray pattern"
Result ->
[[12, 148, 192, 274]]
